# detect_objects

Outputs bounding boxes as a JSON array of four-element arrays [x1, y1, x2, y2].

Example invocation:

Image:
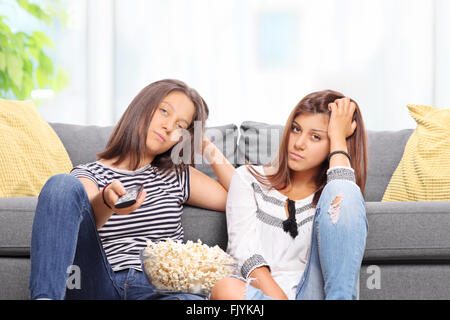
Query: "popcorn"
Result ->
[[141, 238, 236, 294]]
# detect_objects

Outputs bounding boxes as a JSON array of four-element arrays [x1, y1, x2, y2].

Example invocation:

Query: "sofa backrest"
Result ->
[[235, 122, 414, 202], [365, 129, 413, 201], [50, 122, 413, 203], [50, 123, 114, 167], [49, 122, 239, 173]]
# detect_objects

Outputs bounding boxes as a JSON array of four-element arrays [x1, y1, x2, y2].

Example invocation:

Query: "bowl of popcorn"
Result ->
[[140, 238, 236, 295]]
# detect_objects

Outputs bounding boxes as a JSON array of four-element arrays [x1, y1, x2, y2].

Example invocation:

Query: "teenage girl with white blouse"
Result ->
[[210, 90, 368, 300]]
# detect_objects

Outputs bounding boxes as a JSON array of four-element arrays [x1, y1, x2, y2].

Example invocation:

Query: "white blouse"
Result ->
[[225, 164, 355, 300]]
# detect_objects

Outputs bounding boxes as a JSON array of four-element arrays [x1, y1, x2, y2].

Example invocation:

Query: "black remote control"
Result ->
[[114, 184, 144, 209]]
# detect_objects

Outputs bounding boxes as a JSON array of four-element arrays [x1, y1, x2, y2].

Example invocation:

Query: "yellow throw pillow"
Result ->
[[0, 98, 73, 198], [382, 104, 450, 202]]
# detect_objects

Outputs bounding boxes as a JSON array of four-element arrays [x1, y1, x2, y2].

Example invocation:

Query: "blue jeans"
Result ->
[[246, 179, 368, 300], [29, 174, 206, 300]]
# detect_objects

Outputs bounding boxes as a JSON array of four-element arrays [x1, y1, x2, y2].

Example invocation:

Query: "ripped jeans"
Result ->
[[245, 179, 368, 300]]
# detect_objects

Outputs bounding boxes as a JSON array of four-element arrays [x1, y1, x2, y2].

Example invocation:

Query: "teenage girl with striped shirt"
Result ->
[[29, 79, 235, 300]]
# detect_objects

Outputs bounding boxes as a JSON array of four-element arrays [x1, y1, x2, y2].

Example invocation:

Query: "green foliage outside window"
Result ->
[[0, 0, 69, 100]]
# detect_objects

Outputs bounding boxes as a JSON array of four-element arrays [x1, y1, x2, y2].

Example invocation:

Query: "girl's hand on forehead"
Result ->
[[327, 97, 357, 141]]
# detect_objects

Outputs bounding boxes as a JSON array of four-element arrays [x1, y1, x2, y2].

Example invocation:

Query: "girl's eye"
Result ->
[[160, 108, 168, 115], [312, 134, 321, 141], [291, 125, 301, 133], [177, 124, 184, 130]]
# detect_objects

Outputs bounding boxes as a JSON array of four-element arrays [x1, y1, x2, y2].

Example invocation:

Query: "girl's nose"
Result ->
[[162, 119, 175, 133], [294, 134, 307, 150]]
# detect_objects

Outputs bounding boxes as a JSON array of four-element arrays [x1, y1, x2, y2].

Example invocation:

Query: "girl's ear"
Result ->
[[347, 120, 357, 138]]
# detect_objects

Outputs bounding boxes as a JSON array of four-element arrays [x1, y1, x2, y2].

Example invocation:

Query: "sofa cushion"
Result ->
[[0, 257, 30, 299], [359, 263, 450, 300], [3, 197, 450, 262], [0, 197, 229, 256], [181, 205, 228, 251], [0, 100, 73, 198], [382, 105, 450, 202], [0, 197, 36, 256], [364, 201, 450, 261]]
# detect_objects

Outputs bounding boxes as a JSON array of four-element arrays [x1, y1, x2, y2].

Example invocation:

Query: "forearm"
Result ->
[[248, 267, 288, 300], [329, 137, 351, 168], [327, 137, 357, 185], [203, 142, 235, 191], [90, 192, 114, 229]]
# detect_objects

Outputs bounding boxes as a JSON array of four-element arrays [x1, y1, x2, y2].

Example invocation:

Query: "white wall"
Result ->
[[7, 0, 449, 131], [113, 0, 440, 130], [434, 0, 450, 109]]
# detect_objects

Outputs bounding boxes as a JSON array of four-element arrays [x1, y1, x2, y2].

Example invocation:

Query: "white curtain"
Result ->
[[32, 0, 450, 131]]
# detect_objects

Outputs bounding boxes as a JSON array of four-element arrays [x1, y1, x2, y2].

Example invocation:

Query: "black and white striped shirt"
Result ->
[[70, 161, 190, 271]]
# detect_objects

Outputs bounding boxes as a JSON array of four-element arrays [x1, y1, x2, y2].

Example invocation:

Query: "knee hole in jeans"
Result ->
[[328, 194, 343, 224]]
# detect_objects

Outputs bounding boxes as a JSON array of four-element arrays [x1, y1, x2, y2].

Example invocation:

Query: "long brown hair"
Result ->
[[97, 79, 209, 173], [248, 90, 367, 206]]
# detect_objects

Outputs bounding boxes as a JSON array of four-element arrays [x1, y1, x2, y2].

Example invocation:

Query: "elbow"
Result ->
[[94, 216, 105, 230], [220, 189, 228, 212], [220, 200, 226, 213], [213, 194, 226, 213]]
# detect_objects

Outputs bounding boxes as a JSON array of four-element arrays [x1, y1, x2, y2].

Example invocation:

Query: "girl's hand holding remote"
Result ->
[[103, 180, 147, 215]]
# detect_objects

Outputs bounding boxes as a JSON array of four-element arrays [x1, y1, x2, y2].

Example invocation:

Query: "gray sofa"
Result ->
[[1, 121, 449, 300]]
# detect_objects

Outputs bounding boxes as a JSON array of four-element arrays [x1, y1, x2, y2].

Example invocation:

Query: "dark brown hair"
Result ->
[[97, 79, 209, 173], [248, 90, 367, 206]]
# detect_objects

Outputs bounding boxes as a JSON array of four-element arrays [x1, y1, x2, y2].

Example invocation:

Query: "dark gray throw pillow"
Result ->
[[236, 121, 284, 166]]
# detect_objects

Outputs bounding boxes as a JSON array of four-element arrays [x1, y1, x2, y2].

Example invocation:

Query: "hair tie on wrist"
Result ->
[[328, 150, 351, 163], [102, 183, 112, 209]]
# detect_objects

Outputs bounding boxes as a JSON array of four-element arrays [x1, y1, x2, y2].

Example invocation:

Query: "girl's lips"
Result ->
[[289, 152, 304, 160], [154, 131, 166, 142]]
